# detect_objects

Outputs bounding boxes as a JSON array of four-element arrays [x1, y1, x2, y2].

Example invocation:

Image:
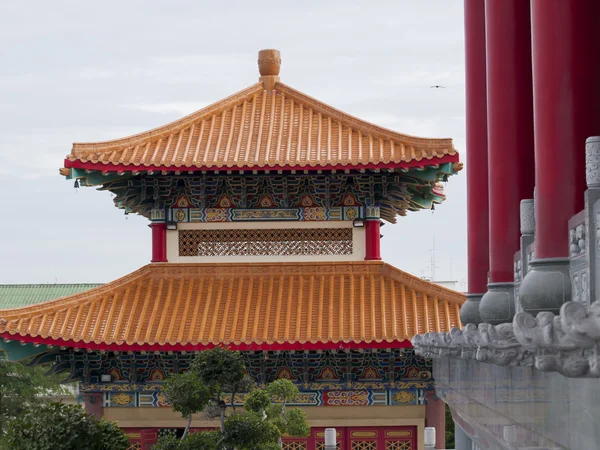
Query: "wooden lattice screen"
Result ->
[[179, 228, 353, 257]]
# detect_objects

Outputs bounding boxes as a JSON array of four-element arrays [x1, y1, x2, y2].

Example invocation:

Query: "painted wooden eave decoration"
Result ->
[[0, 261, 464, 353], [61, 49, 458, 175]]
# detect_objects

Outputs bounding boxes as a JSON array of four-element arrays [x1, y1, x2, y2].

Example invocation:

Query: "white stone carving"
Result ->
[[570, 225, 586, 257], [520, 199, 535, 235], [586, 137, 600, 188], [412, 300, 600, 378]]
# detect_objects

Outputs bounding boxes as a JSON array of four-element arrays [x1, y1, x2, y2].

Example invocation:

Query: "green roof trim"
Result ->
[[0, 284, 102, 309]]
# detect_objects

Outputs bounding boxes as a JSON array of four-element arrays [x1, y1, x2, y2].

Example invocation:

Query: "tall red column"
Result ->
[[364, 207, 381, 261], [460, 0, 488, 324], [519, 0, 600, 314], [479, 0, 535, 324], [151, 222, 167, 263], [364, 220, 381, 261]]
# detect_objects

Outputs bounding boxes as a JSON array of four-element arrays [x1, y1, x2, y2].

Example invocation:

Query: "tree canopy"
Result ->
[[156, 347, 310, 449], [0, 359, 72, 438], [4, 402, 129, 450]]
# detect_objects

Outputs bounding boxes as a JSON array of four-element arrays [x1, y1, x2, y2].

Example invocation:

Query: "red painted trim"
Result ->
[[1, 332, 413, 352], [64, 154, 459, 174]]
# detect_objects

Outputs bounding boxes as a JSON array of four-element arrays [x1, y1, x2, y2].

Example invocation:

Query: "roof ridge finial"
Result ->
[[258, 49, 281, 91]]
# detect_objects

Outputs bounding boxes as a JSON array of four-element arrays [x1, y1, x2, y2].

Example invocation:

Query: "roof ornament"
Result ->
[[258, 49, 281, 92]]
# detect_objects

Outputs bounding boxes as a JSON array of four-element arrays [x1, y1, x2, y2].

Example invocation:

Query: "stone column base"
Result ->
[[519, 257, 571, 315], [479, 282, 515, 325], [460, 293, 484, 325]]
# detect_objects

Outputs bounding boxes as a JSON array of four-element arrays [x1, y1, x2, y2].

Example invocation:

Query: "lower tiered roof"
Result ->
[[0, 262, 464, 352]]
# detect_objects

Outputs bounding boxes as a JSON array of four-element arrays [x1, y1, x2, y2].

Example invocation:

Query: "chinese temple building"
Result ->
[[0, 50, 464, 450]]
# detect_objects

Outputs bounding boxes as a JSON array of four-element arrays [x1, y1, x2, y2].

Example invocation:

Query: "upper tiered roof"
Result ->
[[62, 50, 457, 175]]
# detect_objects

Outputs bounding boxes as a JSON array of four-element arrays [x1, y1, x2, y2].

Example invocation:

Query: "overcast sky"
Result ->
[[0, 1, 467, 287]]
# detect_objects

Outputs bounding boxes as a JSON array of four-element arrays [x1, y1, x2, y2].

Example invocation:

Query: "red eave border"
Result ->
[[63, 154, 459, 174], [1, 333, 413, 352]]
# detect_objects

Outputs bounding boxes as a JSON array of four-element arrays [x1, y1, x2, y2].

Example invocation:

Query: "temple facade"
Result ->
[[412, 1, 600, 449], [0, 50, 463, 450]]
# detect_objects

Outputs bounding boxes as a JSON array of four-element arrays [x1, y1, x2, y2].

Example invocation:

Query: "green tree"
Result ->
[[445, 403, 455, 449], [189, 347, 249, 431], [246, 379, 310, 444], [4, 402, 128, 450], [156, 348, 310, 449], [0, 359, 71, 437], [163, 369, 211, 438]]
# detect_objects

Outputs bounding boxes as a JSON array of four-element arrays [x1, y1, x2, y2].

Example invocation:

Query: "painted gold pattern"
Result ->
[[111, 393, 134, 405], [282, 442, 306, 450], [386, 441, 411, 450], [352, 432, 377, 438], [392, 391, 416, 404], [386, 431, 411, 437], [352, 441, 377, 450]]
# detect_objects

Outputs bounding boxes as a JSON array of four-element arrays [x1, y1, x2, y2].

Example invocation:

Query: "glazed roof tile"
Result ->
[[0, 284, 101, 309], [64, 53, 456, 172], [0, 262, 464, 351]]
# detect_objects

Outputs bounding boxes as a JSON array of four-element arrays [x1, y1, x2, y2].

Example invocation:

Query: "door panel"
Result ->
[[282, 426, 416, 450]]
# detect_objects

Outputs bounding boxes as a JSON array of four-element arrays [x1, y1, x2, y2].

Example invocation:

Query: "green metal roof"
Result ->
[[0, 284, 102, 309]]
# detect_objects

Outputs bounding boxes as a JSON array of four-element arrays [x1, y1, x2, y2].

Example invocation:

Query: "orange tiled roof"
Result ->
[[64, 51, 456, 172], [0, 262, 463, 351]]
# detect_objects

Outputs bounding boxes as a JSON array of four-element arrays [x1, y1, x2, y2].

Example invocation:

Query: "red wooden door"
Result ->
[[282, 426, 416, 450]]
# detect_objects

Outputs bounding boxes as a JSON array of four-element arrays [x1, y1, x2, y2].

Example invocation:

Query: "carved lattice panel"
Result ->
[[179, 228, 353, 256], [352, 441, 377, 450], [282, 441, 307, 450], [316, 442, 341, 450], [386, 441, 411, 450], [127, 444, 142, 450]]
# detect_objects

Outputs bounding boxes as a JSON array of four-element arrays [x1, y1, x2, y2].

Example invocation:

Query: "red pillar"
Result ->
[[479, 0, 535, 324], [364, 219, 381, 261], [465, 0, 488, 293], [461, 0, 488, 324], [519, 0, 600, 314], [531, 0, 600, 258], [485, 0, 535, 282], [425, 391, 445, 450], [83, 393, 104, 420], [151, 222, 167, 263]]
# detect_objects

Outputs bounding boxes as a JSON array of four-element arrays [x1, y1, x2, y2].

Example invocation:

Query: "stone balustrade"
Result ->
[[414, 137, 600, 378]]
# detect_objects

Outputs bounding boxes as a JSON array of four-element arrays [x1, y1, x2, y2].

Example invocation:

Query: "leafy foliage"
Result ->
[[157, 347, 309, 449], [0, 359, 71, 436], [223, 412, 280, 449], [445, 403, 455, 449], [4, 402, 128, 450], [163, 369, 211, 438]]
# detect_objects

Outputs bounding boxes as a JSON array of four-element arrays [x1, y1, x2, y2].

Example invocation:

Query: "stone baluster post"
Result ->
[[586, 137, 600, 304], [515, 199, 535, 313]]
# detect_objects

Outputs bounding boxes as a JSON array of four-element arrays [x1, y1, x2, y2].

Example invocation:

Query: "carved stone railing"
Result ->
[[413, 300, 600, 377], [426, 136, 600, 378], [569, 210, 588, 305]]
